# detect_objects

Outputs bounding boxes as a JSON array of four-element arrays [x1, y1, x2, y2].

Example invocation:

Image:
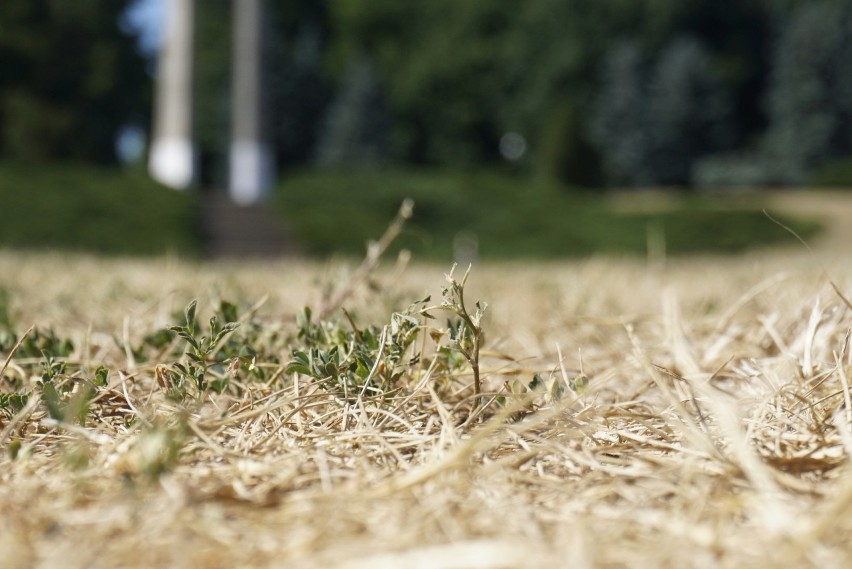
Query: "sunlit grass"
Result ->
[[1, 243, 851, 567]]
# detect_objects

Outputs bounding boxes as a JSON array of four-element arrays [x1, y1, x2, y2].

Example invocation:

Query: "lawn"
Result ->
[[0, 163, 200, 256], [0, 245, 851, 567], [1, 163, 845, 568], [0, 163, 822, 260], [275, 168, 822, 259]]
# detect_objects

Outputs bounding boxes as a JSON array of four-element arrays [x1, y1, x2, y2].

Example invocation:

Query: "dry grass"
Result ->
[[3, 247, 852, 568]]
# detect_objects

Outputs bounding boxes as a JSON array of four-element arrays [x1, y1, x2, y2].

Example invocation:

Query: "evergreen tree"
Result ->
[[265, 21, 332, 169], [315, 55, 390, 167], [592, 37, 732, 187], [326, 0, 517, 166], [647, 37, 731, 184], [590, 41, 652, 186], [763, 0, 852, 183]]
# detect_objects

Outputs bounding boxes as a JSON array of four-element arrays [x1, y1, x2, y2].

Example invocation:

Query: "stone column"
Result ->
[[229, 0, 274, 205], [149, 0, 196, 189]]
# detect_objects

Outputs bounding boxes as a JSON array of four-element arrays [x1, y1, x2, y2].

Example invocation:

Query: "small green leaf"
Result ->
[[41, 382, 64, 421], [297, 307, 312, 330], [213, 322, 239, 346], [291, 350, 309, 366], [175, 330, 200, 350], [0, 392, 29, 416], [285, 362, 312, 375], [322, 361, 339, 378], [529, 373, 544, 391], [569, 374, 589, 394], [185, 300, 198, 328], [94, 365, 109, 387]]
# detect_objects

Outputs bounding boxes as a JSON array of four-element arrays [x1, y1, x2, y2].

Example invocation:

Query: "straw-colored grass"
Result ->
[[2, 246, 852, 569]]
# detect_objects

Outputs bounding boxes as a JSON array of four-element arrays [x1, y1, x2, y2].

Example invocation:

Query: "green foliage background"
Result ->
[[0, 0, 148, 164], [274, 169, 821, 260], [3, 0, 851, 188], [0, 164, 199, 256], [0, 0, 842, 258], [190, 0, 852, 188]]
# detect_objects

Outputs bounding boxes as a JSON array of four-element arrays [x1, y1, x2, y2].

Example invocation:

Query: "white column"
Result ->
[[149, 0, 196, 189], [229, 0, 274, 205]]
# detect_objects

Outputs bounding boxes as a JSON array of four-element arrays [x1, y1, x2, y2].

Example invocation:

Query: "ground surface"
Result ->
[[2, 194, 852, 568], [766, 189, 852, 252]]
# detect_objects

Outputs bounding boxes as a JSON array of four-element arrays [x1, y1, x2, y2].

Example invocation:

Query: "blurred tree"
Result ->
[[647, 37, 732, 184], [508, 0, 640, 186], [592, 36, 733, 187], [763, 0, 852, 184], [264, 1, 332, 169], [0, 0, 148, 163], [634, 0, 773, 145], [165, 0, 829, 188], [590, 41, 651, 186], [498, 0, 774, 187], [327, 0, 518, 166], [315, 55, 390, 167], [324, 0, 751, 186], [537, 101, 602, 188], [192, 0, 230, 186]]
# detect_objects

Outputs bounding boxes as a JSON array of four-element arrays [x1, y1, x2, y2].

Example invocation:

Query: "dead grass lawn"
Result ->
[[2, 248, 852, 568]]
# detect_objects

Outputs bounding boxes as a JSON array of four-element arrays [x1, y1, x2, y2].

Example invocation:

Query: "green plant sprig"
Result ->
[[286, 265, 489, 407], [167, 300, 240, 398], [287, 299, 426, 401], [421, 264, 487, 403]]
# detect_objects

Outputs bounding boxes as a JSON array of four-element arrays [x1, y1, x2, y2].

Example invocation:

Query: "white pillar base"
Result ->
[[229, 139, 274, 205], [149, 136, 195, 189]]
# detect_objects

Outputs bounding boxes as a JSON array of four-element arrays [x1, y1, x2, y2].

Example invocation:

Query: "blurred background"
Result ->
[[2, 0, 849, 260]]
